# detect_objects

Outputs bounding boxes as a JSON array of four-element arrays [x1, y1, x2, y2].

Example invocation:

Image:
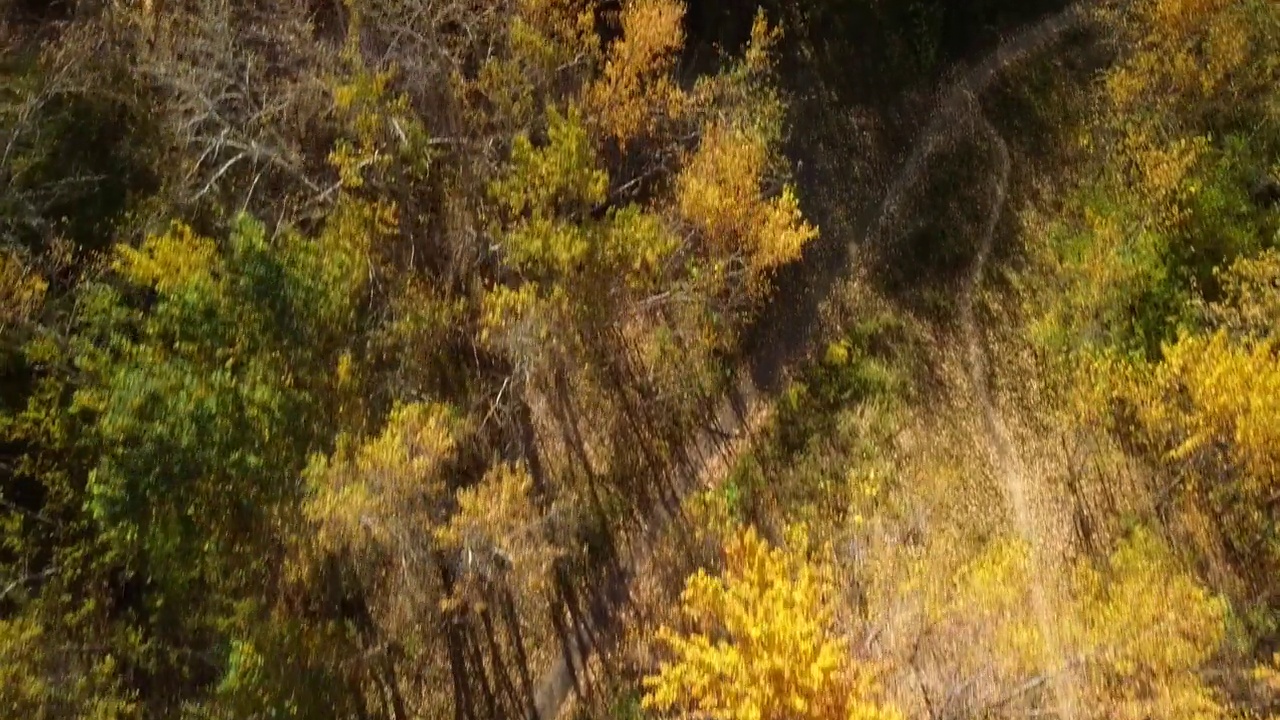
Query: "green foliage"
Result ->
[[1098, 250, 1280, 618], [0, 615, 139, 719], [77, 209, 372, 583], [1031, 133, 1279, 361], [0, 196, 381, 715], [1026, 0, 1279, 360], [201, 608, 361, 720], [775, 314, 906, 458], [716, 303, 915, 542]]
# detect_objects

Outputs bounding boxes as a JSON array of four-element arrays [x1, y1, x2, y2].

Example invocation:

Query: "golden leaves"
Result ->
[[490, 107, 606, 276], [494, 106, 609, 219], [475, 0, 814, 388], [1123, 252, 1280, 505], [759, 185, 817, 270], [515, 0, 599, 58], [489, 107, 677, 283], [479, 283, 544, 348], [1094, 249, 1280, 594], [0, 615, 137, 719], [742, 10, 783, 76], [911, 537, 1049, 683], [603, 205, 677, 279], [329, 3, 428, 191], [1104, 0, 1256, 116], [435, 463, 557, 603], [643, 526, 899, 720], [1070, 530, 1228, 720], [1139, 329, 1280, 495], [678, 123, 818, 276], [474, 0, 597, 131], [588, 0, 686, 145], [114, 222, 218, 294], [0, 250, 48, 330], [678, 124, 767, 243], [304, 402, 459, 555], [901, 530, 1227, 720], [329, 62, 419, 189], [1203, 249, 1280, 339], [1123, 133, 1208, 221]]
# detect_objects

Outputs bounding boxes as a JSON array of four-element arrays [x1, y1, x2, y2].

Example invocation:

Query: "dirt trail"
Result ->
[[960, 96, 1080, 720], [531, 6, 1091, 718], [863, 4, 1086, 253]]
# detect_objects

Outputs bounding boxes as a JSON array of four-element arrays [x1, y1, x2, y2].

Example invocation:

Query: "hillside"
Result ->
[[1, 1, 1278, 718]]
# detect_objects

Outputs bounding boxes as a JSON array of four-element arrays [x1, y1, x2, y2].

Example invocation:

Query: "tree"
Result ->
[[0, 0, 817, 715], [1071, 529, 1228, 720], [1115, 251, 1280, 599], [643, 526, 900, 720]]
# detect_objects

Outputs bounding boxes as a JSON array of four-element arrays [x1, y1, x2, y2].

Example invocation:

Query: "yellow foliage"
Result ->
[[0, 617, 53, 716], [642, 526, 900, 720], [514, 0, 598, 58], [933, 539, 1047, 677], [506, 218, 593, 276], [1106, 251, 1280, 587], [310, 193, 387, 284], [588, 0, 686, 144], [490, 107, 677, 282], [760, 185, 818, 269], [329, 71, 394, 189], [603, 205, 678, 280], [114, 222, 218, 293], [1071, 529, 1228, 720], [435, 463, 556, 605], [1120, 321, 1280, 590], [474, 0, 598, 130], [1086, 0, 1274, 261], [1253, 655, 1280, 694], [473, 0, 814, 386], [678, 124, 767, 242], [0, 250, 47, 330], [304, 403, 459, 554], [890, 527, 1226, 720], [328, 1, 425, 189], [1204, 249, 1280, 339], [1103, 0, 1256, 116], [0, 616, 138, 719], [479, 283, 543, 346], [678, 123, 817, 276], [1120, 133, 1207, 223], [1144, 331, 1280, 486], [492, 106, 608, 220], [742, 10, 783, 76]]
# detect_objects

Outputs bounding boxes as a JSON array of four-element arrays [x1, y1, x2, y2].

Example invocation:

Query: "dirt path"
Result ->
[[863, 3, 1086, 253], [531, 6, 1091, 718], [959, 96, 1081, 720]]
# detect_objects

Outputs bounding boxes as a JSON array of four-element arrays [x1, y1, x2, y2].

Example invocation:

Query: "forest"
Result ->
[[0, 0, 1278, 718]]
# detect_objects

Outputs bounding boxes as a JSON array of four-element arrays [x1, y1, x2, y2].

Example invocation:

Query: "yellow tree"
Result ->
[[475, 1, 818, 613], [643, 526, 899, 720], [0, 250, 46, 338], [1118, 251, 1280, 593], [1072, 530, 1228, 720]]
